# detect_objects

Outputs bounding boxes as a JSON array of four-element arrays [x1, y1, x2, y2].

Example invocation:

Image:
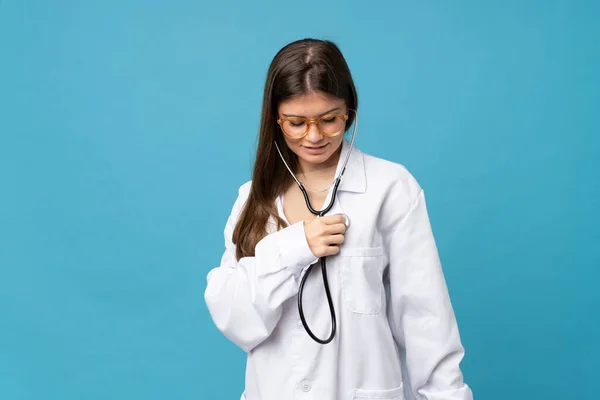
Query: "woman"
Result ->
[[205, 38, 473, 400]]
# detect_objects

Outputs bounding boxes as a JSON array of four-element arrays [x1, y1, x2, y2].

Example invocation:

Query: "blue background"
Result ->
[[1, 1, 598, 399]]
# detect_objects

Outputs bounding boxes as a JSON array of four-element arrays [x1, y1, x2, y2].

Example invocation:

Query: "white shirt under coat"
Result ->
[[205, 139, 473, 400]]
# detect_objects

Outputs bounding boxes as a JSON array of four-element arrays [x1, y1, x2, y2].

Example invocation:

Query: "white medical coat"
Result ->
[[205, 140, 473, 400]]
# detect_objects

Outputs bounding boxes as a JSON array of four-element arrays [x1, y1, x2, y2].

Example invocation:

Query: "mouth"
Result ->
[[302, 143, 329, 154]]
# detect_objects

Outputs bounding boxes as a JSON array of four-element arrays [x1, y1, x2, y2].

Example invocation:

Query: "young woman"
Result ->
[[205, 38, 473, 400]]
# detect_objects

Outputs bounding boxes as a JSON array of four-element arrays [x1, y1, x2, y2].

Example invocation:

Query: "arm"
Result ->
[[387, 189, 473, 400], [204, 184, 317, 352]]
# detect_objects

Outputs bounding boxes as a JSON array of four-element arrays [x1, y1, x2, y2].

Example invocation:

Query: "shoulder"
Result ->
[[222, 180, 253, 236], [222, 179, 252, 221], [355, 148, 425, 236], [237, 180, 253, 200], [360, 149, 422, 203], [233, 179, 253, 209]]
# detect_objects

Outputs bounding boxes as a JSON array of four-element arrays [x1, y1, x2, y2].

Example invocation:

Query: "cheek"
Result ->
[[283, 137, 301, 154], [329, 136, 344, 150]]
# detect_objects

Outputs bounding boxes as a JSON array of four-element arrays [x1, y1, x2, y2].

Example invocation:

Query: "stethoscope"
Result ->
[[274, 110, 358, 344]]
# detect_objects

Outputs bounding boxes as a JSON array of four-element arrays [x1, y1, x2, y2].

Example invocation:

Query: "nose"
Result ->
[[305, 122, 323, 143]]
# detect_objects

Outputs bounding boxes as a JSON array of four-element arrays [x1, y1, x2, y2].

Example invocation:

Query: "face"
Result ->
[[277, 91, 348, 171]]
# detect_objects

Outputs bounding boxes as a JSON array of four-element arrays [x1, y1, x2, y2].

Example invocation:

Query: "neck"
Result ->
[[292, 146, 342, 194]]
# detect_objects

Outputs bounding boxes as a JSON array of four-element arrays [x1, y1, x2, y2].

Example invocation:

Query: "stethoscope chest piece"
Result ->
[[342, 214, 350, 228]]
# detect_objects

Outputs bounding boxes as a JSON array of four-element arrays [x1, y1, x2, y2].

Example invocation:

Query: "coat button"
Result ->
[[300, 381, 312, 392]]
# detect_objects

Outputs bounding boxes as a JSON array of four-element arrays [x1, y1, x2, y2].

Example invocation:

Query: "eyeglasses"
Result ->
[[277, 112, 350, 139]]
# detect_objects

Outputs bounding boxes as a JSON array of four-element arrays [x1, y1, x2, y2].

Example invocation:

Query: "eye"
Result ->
[[288, 119, 305, 127], [321, 115, 337, 124]]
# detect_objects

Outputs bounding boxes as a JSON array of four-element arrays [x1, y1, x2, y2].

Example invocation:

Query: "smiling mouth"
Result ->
[[303, 144, 327, 149]]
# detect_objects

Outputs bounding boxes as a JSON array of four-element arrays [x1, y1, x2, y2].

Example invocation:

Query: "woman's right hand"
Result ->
[[303, 214, 348, 258]]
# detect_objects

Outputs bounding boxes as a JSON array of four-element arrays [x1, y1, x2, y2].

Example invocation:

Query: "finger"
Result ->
[[324, 234, 344, 245], [328, 245, 341, 256], [321, 245, 340, 257], [325, 223, 346, 235], [320, 214, 347, 225]]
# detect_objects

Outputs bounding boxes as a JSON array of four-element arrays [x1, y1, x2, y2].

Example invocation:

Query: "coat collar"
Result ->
[[333, 139, 366, 194], [272, 139, 365, 231]]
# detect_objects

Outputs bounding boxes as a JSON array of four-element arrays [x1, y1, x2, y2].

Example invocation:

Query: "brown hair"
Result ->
[[232, 38, 359, 260]]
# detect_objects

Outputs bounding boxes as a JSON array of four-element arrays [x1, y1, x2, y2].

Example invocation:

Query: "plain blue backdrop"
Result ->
[[1, 1, 599, 399]]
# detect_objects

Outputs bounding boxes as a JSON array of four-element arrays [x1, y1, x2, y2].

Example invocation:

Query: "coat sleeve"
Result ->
[[387, 189, 473, 400], [204, 184, 318, 352]]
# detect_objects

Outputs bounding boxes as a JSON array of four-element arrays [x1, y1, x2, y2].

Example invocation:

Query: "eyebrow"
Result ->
[[281, 107, 341, 118]]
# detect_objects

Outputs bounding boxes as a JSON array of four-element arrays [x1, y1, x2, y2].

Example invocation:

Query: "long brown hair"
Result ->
[[232, 38, 359, 261]]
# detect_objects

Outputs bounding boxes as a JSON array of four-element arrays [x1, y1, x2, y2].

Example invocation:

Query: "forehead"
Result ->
[[278, 91, 345, 117]]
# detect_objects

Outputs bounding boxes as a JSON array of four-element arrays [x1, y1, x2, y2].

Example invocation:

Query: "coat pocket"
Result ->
[[339, 246, 385, 315], [352, 383, 405, 399]]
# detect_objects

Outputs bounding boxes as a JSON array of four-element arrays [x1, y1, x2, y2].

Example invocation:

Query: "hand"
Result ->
[[303, 214, 348, 258]]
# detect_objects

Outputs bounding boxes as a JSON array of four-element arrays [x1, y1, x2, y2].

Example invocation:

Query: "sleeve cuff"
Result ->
[[275, 221, 318, 272], [254, 221, 318, 278]]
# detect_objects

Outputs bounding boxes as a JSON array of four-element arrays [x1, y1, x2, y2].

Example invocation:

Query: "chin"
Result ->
[[300, 153, 329, 164]]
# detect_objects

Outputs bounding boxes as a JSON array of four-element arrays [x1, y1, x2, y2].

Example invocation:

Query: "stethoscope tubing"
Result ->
[[296, 179, 341, 344], [273, 110, 358, 344]]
